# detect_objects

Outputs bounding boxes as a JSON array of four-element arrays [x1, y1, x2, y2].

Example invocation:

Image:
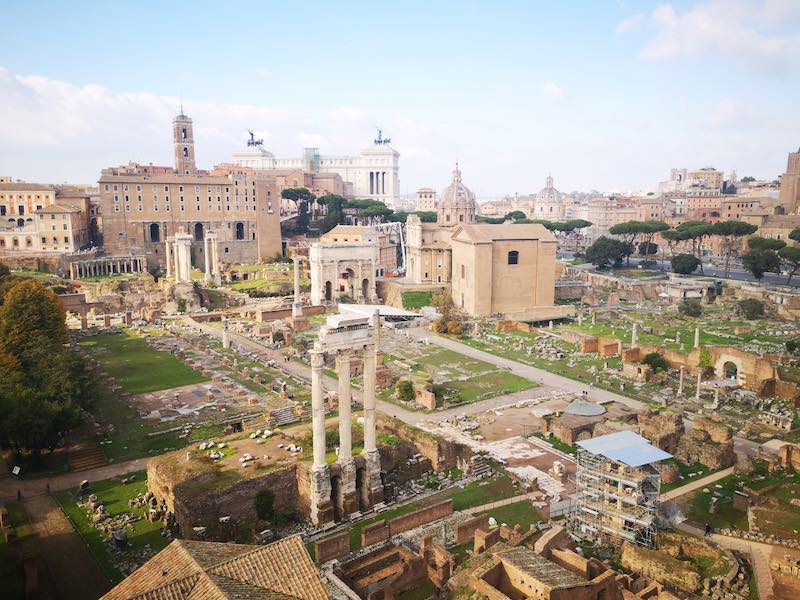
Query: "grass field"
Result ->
[[660, 459, 725, 493], [55, 471, 169, 583], [478, 500, 543, 530], [79, 330, 209, 394], [401, 291, 432, 309]]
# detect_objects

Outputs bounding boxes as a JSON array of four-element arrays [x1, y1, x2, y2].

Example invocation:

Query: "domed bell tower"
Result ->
[[173, 108, 196, 175]]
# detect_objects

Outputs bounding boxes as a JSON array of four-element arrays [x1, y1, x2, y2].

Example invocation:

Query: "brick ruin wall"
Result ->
[[361, 500, 454, 547], [315, 531, 350, 563], [454, 515, 490, 544]]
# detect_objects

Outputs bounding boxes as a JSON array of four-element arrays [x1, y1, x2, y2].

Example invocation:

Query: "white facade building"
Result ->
[[233, 136, 400, 208]]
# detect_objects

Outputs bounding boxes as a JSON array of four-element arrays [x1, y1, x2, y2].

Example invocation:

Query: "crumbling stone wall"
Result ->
[[377, 414, 466, 471], [620, 542, 701, 593], [675, 418, 735, 469], [360, 500, 454, 547], [637, 409, 684, 454], [455, 515, 490, 544]]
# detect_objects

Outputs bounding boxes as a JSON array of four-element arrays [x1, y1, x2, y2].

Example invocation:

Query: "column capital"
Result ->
[[310, 349, 325, 369]]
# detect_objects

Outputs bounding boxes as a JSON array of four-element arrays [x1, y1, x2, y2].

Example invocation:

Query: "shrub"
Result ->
[[678, 299, 702, 317], [396, 379, 415, 403], [177, 298, 187, 313], [255, 489, 275, 521], [786, 340, 799, 354], [431, 319, 448, 333], [446, 320, 463, 335], [737, 299, 765, 320], [642, 352, 669, 373]]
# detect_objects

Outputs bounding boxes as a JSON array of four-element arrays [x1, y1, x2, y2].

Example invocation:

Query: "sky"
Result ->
[[1, 0, 799, 197]]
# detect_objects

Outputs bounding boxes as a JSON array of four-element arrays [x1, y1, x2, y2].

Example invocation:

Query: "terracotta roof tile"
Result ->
[[101, 536, 327, 600]]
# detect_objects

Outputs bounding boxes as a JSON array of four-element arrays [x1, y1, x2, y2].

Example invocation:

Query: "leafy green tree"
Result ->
[[642, 352, 669, 373], [504, 210, 527, 221], [661, 228, 687, 257], [789, 228, 800, 243], [741, 249, 780, 280], [281, 187, 316, 234], [609, 221, 642, 265], [415, 211, 437, 223], [638, 221, 669, 255], [319, 194, 347, 234], [584, 236, 628, 269], [779, 246, 800, 284], [747, 236, 786, 251], [671, 253, 700, 275], [711, 221, 758, 277], [678, 298, 702, 317], [737, 298, 765, 320], [675, 221, 713, 274], [638, 241, 658, 256], [0, 279, 67, 369], [0, 263, 9, 279], [786, 340, 799, 354], [741, 176, 756, 183], [255, 489, 276, 521]]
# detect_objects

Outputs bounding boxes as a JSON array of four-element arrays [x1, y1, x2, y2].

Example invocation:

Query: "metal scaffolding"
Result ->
[[569, 434, 667, 549]]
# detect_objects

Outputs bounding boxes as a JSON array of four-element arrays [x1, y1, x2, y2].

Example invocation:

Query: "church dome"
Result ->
[[440, 165, 477, 208], [437, 164, 477, 226], [536, 175, 562, 205], [532, 175, 564, 219]]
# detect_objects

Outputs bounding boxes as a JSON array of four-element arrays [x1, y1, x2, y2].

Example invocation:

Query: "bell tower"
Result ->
[[173, 108, 196, 175]]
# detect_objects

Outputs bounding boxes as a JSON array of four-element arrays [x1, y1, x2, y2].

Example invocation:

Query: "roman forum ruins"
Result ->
[[308, 311, 384, 526]]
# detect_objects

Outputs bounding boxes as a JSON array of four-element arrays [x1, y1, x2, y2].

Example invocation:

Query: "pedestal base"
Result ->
[[289, 316, 310, 332], [310, 465, 334, 527], [362, 449, 385, 507]]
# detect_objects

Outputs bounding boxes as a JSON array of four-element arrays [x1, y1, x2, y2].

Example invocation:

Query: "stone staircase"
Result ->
[[468, 454, 492, 478], [268, 405, 299, 427], [68, 443, 108, 472]]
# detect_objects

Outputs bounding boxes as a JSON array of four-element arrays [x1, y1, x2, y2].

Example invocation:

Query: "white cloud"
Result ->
[[615, 13, 645, 33], [543, 81, 565, 101], [255, 66, 271, 77], [637, 1, 800, 71], [705, 99, 763, 129]]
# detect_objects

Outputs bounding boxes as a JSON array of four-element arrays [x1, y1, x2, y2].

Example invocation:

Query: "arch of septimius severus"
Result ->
[[308, 311, 384, 526]]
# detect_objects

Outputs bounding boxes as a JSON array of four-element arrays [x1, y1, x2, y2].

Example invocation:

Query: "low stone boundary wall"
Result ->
[[315, 531, 350, 563], [360, 500, 454, 547]]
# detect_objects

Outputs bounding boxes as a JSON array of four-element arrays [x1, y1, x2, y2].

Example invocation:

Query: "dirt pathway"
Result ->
[[24, 495, 111, 600], [660, 467, 735, 502], [0, 457, 149, 503]]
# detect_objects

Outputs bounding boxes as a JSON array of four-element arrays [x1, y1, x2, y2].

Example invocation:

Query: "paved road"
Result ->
[[560, 251, 797, 288], [679, 521, 774, 600], [25, 495, 111, 600]]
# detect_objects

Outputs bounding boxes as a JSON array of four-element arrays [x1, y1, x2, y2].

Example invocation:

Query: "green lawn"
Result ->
[[436, 371, 535, 404], [79, 330, 209, 394], [478, 500, 543, 530], [401, 291, 432, 309], [398, 578, 435, 600], [530, 432, 577, 455], [685, 474, 749, 532], [55, 471, 169, 583]]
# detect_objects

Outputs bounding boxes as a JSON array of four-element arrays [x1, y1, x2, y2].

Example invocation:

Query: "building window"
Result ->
[[461, 264, 466, 279], [235, 222, 245, 240], [508, 250, 519, 265]]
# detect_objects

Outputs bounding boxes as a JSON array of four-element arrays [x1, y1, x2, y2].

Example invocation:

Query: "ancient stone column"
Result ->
[[104, 314, 111, 328], [336, 349, 352, 464], [80, 312, 88, 330], [696, 369, 702, 401], [631, 323, 638, 348], [165, 241, 173, 278], [591, 312, 596, 325], [362, 343, 377, 455], [310, 349, 327, 470], [222, 318, 230, 349], [694, 327, 700, 349], [293, 256, 301, 300], [203, 235, 211, 282], [678, 366, 685, 396]]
